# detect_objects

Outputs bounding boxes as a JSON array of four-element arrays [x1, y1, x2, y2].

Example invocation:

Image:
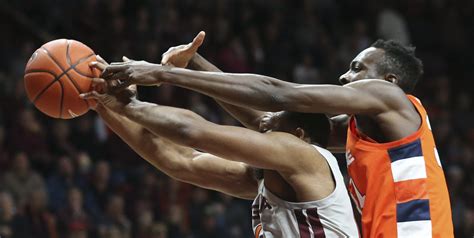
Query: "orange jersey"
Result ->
[[346, 95, 454, 237]]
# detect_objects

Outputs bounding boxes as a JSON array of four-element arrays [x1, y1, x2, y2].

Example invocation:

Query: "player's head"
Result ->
[[339, 39, 424, 93], [259, 111, 331, 147]]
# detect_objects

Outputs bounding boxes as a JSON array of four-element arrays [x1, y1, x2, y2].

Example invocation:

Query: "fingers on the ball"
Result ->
[[90, 61, 107, 71], [80, 91, 101, 99], [108, 84, 130, 94], [96, 55, 109, 65], [102, 65, 127, 78], [91, 77, 105, 85]]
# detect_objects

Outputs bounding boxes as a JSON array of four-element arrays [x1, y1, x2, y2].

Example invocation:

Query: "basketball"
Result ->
[[24, 39, 100, 119]]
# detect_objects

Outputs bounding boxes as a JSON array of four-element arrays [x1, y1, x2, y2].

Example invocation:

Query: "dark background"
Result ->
[[0, 0, 473, 237]]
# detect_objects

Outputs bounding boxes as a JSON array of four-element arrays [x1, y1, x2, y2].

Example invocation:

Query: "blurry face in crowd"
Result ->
[[107, 195, 124, 217], [29, 189, 47, 210], [68, 188, 83, 210], [339, 47, 386, 85], [95, 161, 110, 182]]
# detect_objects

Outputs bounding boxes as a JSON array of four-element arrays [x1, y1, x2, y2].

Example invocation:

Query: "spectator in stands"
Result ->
[[98, 195, 131, 238], [0, 152, 45, 208], [0, 191, 16, 238], [12, 188, 58, 238], [84, 161, 113, 223], [57, 187, 90, 238], [47, 156, 86, 212]]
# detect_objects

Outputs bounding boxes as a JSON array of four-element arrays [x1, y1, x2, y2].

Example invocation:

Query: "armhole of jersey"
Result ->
[[346, 95, 427, 149], [406, 95, 428, 132], [313, 145, 342, 195]]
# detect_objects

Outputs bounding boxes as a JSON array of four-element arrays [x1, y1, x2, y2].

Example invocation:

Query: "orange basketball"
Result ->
[[24, 39, 100, 119]]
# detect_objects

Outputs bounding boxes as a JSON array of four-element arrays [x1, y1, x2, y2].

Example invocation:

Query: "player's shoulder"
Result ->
[[265, 132, 328, 170], [345, 79, 410, 107]]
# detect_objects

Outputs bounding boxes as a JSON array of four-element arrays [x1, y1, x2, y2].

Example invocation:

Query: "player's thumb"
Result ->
[[190, 31, 206, 51]]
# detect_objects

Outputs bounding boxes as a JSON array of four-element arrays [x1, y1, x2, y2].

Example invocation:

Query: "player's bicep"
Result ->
[[279, 80, 391, 115]]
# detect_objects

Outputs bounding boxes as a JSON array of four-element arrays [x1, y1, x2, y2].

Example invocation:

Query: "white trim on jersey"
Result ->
[[390, 156, 427, 182], [251, 146, 359, 238]]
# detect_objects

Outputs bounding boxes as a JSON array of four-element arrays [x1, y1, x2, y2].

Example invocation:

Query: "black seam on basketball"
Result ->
[[64, 74, 90, 108], [33, 47, 94, 104], [32, 74, 60, 103], [25, 70, 57, 76], [24, 70, 57, 101], [64, 42, 91, 107], [65, 41, 96, 78], [58, 79, 65, 119], [70, 55, 96, 78], [66, 40, 72, 66]]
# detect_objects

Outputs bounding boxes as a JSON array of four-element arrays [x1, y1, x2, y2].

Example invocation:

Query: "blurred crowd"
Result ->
[[0, 0, 473, 237]]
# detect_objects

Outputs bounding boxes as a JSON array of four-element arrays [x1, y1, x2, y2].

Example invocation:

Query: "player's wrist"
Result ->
[[122, 98, 146, 118], [154, 65, 172, 84]]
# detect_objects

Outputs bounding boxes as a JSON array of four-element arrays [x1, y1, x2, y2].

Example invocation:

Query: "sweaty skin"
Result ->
[[98, 47, 421, 144], [85, 58, 336, 204]]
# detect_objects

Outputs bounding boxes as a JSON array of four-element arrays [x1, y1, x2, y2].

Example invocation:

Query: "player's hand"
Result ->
[[98, 57, 167, 90], [161, 31, 206, 68], [90, 55, 109, 92], [80, 85, 138, 114], [88, 55, 113, 111]]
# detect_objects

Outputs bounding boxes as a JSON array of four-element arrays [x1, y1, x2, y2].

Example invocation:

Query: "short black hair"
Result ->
[[283, 112, 331, 147], [371, 39, 424, 93]]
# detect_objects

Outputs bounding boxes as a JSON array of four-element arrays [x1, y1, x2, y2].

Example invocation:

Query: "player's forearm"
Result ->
[[122, 100, 208, 149], [95, 105, 145, 147], [95, 105, 191, 174], [159, 67, 292, 112], [188, 53, 221, 72], [188, 54, 265, 129]]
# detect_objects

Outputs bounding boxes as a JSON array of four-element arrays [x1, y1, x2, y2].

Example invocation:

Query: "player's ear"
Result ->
[[385, 73, 399, 85], [295, 128, 305, 139]]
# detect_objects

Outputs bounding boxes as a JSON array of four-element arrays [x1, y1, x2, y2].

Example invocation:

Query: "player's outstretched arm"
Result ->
[[95, 105, 257, 199], [83, 88, 323, 173], [187, 53, 265, 130], [161, 32, 264, 130], [99, 60, 403, 115]]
